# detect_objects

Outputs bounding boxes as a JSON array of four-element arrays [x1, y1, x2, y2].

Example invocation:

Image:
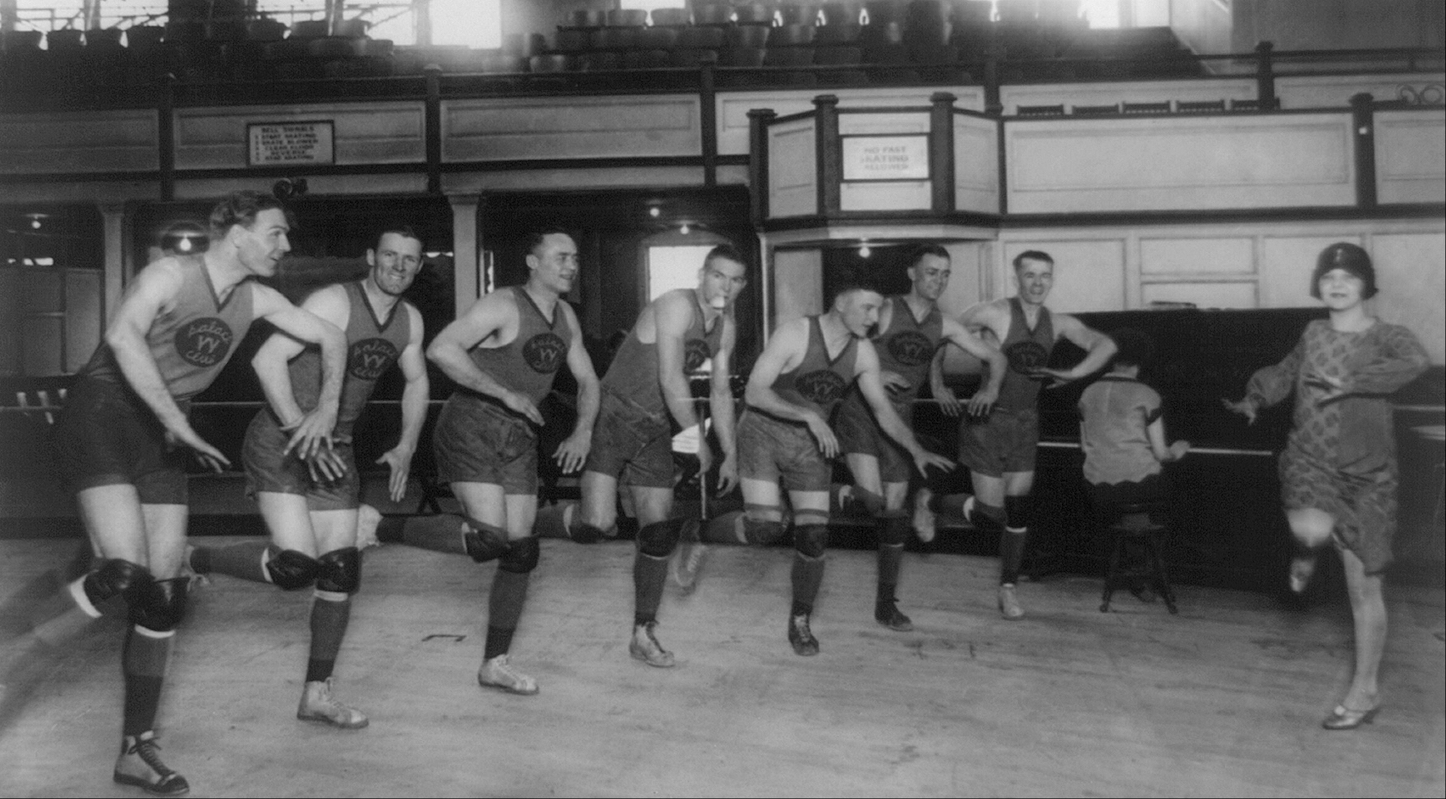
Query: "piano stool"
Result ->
[[1099, 502, 1179, 614]]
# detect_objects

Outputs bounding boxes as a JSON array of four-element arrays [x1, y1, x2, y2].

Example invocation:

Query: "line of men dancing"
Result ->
[[15, 190, 1420, 796]]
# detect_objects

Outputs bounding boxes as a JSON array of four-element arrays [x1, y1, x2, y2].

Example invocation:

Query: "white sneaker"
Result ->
[[477, 654, 539, 695], [912, 488, 936, 543], [113, 731, 189, 797], [629, 622, 676, 668], [670, 542, 709, 594], [998, 584, 1024, 620], [355, 504, 383, 550], [297, 677, 369, 729]]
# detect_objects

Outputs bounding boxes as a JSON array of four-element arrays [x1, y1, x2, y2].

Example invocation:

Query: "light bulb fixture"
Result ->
[[649, 206, 661, 218], [859, 243, 871, 258], [680, 223, 691, 235]]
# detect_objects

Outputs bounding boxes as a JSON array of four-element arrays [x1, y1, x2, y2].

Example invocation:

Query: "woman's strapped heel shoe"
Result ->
[[1322, 703, 1381, 730]]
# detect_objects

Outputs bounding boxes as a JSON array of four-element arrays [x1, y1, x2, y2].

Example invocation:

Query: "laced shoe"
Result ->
[[297, 677, 369, 729], [629, 622, 676, 668], [912, 488, 937, 543], [788, 613, 820, 657], [355, 504, 383, 550], [670, 542, 709, 594], [875, 598, 914, 632], [477, 654, 539, 695], [113, 731, 190, 797], [998, 584, 1025, 620]]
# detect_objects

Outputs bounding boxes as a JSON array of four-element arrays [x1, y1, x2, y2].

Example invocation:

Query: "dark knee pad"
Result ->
[[1004, 496, 1032, 531], [461, 517, 513, 563], [879, 514, 910, 546], [266, 548, 321, 590], [742, 517, 788, 546], [130, 577, 188, 633], [848, 486, 885, 517], [570, 521, 611, 545], [969, 501, 1007, 534], [637, 518, 685, 558], [316, 546, 362, 594], [793, 523, 830, 559], [499, 536, 540, 574], [82, 559, 154, 615]]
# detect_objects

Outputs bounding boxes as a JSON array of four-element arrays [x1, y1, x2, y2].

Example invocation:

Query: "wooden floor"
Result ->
[[1, 535, 1443, 798]]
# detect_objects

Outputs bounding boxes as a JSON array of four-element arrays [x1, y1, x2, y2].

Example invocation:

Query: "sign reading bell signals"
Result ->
[[247, 121, 335, 166], [841, 135, 930, 181]]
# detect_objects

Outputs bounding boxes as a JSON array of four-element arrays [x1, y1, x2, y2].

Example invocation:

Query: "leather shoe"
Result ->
[[1322, 703, 1380, 730]]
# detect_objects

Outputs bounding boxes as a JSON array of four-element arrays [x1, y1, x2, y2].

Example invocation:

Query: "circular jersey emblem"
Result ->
[[886, 330, 935, 368], [522, 332, 567, 374], [175, 318, 235, 368], [684, 339, 713, 372], [348, 338, 400, 381], [1005, 340, 1050, 374], [795, 369, 849, 405]]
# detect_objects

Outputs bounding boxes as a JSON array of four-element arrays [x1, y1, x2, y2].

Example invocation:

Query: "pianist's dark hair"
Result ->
[[1310, 242, 1378, 300], [1012, 250, 1054, 270], [904, 243, 950, 269], [1109, 328, 1156, 369], [208, 190, 293, 241]]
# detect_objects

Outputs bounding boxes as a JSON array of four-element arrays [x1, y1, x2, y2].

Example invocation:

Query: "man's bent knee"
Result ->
[[637, 518, 685, 558], [794, 524, 829, 559], [129, 577, 188, 633], [316, 547, 362, 594], [266, 548, 321, 590], [499, 536, 540, 574]]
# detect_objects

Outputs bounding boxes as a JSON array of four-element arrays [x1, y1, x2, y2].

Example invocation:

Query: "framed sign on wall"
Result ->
[[841, 134, 930, 182], [247, 121, 336, 166]]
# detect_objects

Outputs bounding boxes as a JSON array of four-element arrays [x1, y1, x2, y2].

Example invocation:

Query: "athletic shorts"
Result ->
[[959, 407, 1039, 478], [835, 393, 912, 484], [432, 393, 538, 496], [737, 410, 832, 493], [584, 390, 674, 489], [242, 409, 359, 511], [50, 376, 189, 504]]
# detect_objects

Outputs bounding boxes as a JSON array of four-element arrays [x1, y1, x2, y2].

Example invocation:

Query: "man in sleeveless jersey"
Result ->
[[703, 283, 955, 656], [833, 244, 1006, 632], [534, 244, 747, 667], [24, 191, 347, 797], [186, 226, 429, 729], [917, 250, 1116, 620], [378, 228, 600, 696]]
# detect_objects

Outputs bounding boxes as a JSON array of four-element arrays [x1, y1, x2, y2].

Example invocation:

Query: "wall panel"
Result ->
[[772, 248, 824, 329], [1006, 114, 1357, 213], [715, 86, 986, 155], [0, 109, 158, 174], [1374, 108, 1446, 205], [444, 95, 700, 162], [954, 115, 1000, 214], [1276, 73, 1446, 109], [1141, 281, 1258, 308], [1371, 231, 1446, 362], [174, 102, 425, 169], [1140, 237, 1255, 275], [768, 118, 818, 218]]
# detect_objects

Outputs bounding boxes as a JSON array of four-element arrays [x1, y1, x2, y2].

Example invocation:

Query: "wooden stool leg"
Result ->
[[1147, 533, 1178, 614], [1100, 532, 1125, 612]]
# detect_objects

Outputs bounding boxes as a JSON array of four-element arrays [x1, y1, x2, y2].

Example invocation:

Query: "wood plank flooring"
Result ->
[[1, 535, 1442, 798]]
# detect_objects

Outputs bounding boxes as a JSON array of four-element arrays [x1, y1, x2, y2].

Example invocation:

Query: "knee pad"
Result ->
[[129, 577, 188, 633], [637, 518, 685, 558], [82, 559, 154, 615], [794, 523, 830, 559], [316, 547, 362, 594], [879, 514, 910, 547], [499, 536, 540, 574], [842, 486, 885, 517], [266, 548, 321, 590], [570, 521, 612, 545], [742, 517, 788, 546], [461, 517, 513, 564], [1004, 496, 1032, 531], [969, 501, 1007, 534]]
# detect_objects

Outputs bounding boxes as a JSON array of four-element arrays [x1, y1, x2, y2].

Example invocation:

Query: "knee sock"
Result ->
[[532, 503, 572, 540], [122, 627, 172, 737], [633, 552, 669, 626], [999, 528, 1028, 585], [386, 514, 471, 555], [305, 591, 351, 683], [877, 545, 903, 602], [200, 541, 271, 583], [484, 570, 530, 660], [790, 554, 825, 617]]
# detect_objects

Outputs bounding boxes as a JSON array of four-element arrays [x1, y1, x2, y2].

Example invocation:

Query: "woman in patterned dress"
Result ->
[[1225, 242, 1428, 730]]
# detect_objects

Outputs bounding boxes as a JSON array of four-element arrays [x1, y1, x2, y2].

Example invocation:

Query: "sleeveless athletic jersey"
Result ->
[[286, 281, 413, 439], [872, 295, 943, 403], [79, 255, 257, 403], [601, 290, 723, 416], [463, 285, 571, 406], [758, 315, 859, 423], [995, 297, 1055, 411]]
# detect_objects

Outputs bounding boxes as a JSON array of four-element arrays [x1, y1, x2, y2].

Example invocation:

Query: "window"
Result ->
[[428, 0, 502, 48]]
